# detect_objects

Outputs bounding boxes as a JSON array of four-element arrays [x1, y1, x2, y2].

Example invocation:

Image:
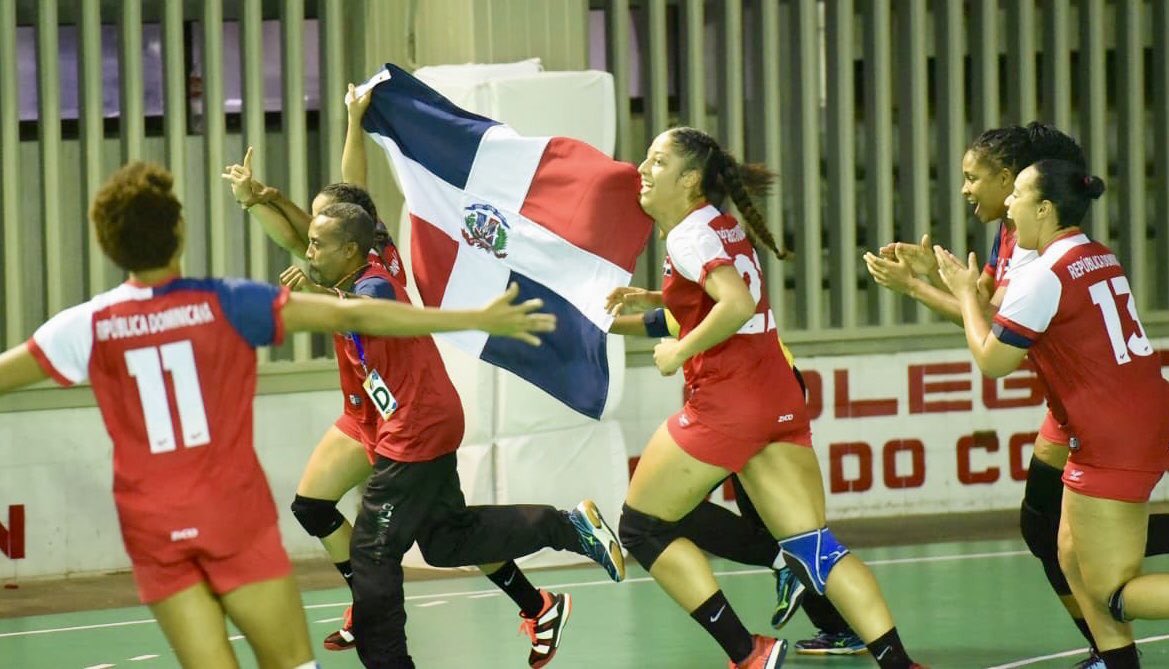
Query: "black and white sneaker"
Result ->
[[519, 590, 573, 668]]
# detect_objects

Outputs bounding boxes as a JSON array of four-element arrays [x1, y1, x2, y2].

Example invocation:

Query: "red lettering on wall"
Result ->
[[908, 363, 972, 413], [833, 370, 898, 418], [1009, 432, 1037, 481], [883, 440, 926, 488], [982, 361, 1045, 409], [0, 505, 25, 560], [830, 442, 873, 493], [802, 369, 823, 420], [957, 431, 1000, 484]]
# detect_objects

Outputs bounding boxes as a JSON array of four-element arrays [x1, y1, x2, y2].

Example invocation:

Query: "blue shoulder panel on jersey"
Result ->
[[354, 272, 395, 300], [987, 222, 1005, 269], [154, 277, 282, 348]]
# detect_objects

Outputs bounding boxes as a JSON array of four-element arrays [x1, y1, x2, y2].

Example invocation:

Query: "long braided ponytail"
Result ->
[[669, 127, 789, 260]]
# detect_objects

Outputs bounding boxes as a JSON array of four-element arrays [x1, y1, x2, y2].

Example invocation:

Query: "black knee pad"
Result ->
[[1020, 456, 1064, 561], [1039, 556, 1072, 596], [1020, 501, 1060, 561], [618, 504, 681, 571], [291, 495, 346, 538]]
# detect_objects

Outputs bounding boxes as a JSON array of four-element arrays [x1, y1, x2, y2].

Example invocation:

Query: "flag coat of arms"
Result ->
[[359, 64, 652, 419]]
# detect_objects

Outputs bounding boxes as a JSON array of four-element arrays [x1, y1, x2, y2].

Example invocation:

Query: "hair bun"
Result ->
[[1081, 174, 1106, 199]]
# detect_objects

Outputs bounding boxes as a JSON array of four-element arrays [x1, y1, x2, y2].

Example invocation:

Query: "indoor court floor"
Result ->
[[4, 538, 1169, 668]]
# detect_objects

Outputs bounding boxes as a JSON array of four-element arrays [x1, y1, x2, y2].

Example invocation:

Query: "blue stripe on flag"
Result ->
[[362, 64, 499, 190], [481, 272, 609, 419]]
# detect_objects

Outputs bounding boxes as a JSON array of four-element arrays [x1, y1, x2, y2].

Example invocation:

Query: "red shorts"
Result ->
[[1038, 411, 1070, 445], [1062, 459, 1165, 503], [130, 523, 292, 604], [666, 407, 813, 472], [334, 413, 378, 464]]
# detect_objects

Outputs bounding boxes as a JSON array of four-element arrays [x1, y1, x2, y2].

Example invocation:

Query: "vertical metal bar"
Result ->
[[1005, 0, 1036, 124], [241, 0, 269, 362], [864, 0, 894, 326], [1078, 0, 1108, 246], [119, 0, 144, 161], [721, 0, 743, 158], [607, 0, 633, 161], [825, 0, 855, 328], [644, 0, 669, 290], [969, 0, 999, 258], [162, 0, 186, 191], [0, 0, 23, 346], [37, 0, 63, 315], [203, 0, 227, 276], [761, 0, 786, 327], [283, 0, 311, 360], [896, 0, 929, 323], [936, 0, 966, 269], [1154, 0, 1169, 310], [1041, 0, 1071, 129], [682, 0, 704, 130], [320, 0, 345, 186], [80, 0, 114, 295], [792, 0, 820, 331], [1116, 0, 1145, 301]]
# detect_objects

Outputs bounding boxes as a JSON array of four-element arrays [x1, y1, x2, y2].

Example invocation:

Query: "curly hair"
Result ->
[[89, 162, 183, 272], [668, 127, 788, 260]]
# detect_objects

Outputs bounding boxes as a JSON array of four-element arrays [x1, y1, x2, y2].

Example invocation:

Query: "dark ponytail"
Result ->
[[1030, 159, 1105, 228], [669, 127, 789, 260]]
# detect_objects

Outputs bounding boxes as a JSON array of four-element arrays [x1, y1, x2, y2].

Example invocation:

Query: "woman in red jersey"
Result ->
[[0, 162, 552, 669], [610, 127, 921, 669], [936, 159, 1169, 668]]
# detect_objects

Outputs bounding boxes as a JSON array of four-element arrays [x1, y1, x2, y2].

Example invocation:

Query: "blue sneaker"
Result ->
[[794, 630, 868, 655], [1072, 651, 1105, 669], [567, 500, 625, 582], [770, 567, 806, 629]]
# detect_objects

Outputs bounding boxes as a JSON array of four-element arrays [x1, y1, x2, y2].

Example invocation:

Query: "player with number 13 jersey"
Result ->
[[994, 231, 1169, 501]]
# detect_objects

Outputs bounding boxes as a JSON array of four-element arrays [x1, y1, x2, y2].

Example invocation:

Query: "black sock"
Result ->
[[1072, 617, 1097, 652], [689, 591, 754, 663], [866, 627, 913, 668], [676, 500, 777, 567], [802, 589, 854, 635], [486, 561, 544, 617], [334, 560, 354, 589], [1146, 513, 1169, 556], [1100, 644, 1140, 669]]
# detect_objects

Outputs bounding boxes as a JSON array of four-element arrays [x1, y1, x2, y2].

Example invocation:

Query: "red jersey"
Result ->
[[27, 277, 290, 563], [333, 245, 464, 462], [993, 232, 1169, 473], [661, 205, 807, 438]]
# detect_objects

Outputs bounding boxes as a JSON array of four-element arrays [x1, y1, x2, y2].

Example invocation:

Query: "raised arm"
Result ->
[[0, 344, 49, 394], [281, 282, 556, 346], [865, 233, 995, 325], [222, 147, 312, 256], [342, 83, 373, 188]]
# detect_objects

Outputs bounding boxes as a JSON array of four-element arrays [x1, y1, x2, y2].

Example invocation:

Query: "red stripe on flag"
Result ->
[[520, 137, 652, 273], [409, 214, 459, 307]]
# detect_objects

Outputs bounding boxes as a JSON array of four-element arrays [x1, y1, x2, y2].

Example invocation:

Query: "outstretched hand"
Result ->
[[480, 283, 557, 346], [605, 286, 661, 316], [933, 246, 980, 298]]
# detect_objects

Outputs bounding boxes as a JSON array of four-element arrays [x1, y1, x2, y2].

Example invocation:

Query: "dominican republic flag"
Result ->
[[359, 64, 652, 419]]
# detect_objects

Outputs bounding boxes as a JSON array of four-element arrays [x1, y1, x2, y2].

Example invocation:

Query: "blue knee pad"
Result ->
[[778, 527, 850, 596]]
